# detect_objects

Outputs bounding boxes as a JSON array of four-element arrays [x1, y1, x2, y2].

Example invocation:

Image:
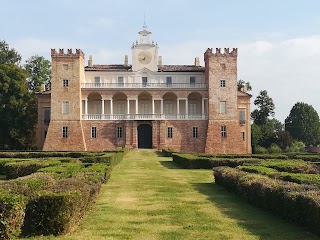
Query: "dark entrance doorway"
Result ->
[[138, 124, 152, 149]]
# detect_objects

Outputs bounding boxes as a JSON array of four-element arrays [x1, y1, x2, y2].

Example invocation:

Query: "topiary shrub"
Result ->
[[254, 146, 268, 154], [0, 189, 26, 240]]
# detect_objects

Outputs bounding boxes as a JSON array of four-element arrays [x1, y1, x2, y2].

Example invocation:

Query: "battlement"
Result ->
[[51, 48, 84, 58], [204, 47, 238, 58]]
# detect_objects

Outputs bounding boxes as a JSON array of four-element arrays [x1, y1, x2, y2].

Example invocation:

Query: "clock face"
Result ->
[[138, 51, 152, 64]]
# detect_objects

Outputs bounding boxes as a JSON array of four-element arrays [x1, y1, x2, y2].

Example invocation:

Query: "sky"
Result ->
[[1, 0, 320, 122]]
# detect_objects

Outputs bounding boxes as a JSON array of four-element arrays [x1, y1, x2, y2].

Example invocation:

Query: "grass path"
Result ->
[[27, 150, 318, 240]]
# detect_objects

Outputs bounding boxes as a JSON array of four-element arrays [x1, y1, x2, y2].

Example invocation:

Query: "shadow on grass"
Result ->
[[192, 182, 318, 240], [159, 160, 183, 170]]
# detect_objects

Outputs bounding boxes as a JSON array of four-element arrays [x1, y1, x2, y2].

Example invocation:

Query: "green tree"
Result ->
[[275, 131, 294, 150], [24, 55, 51, 92], [251, 123, 263, 149], [0, 40, 21, 65], [251, 90, 275, 125], [0, 64, 36, 149], [237, 79, 252, 91], [285, 102, 320, 146]]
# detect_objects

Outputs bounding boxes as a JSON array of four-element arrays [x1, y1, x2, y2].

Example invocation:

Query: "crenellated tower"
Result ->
[[43, 49, 87, 151], [204, 47, 246, 154]]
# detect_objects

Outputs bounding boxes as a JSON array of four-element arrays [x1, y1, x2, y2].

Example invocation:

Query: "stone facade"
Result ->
[[36, 26, 251, 154]]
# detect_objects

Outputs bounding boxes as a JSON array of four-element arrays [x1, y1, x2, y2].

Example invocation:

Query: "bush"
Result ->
[[287, 141, 306, 152], [213, 167, 320, 236], [258, 160, 320, 174], [5, 160, 61, 179], [172, 153, 212, 169], [22, 190, 83, 236], [252, 154, 289, 160], [254, 146, 268, 154], [268, 144, 282, 154], [38, 163, 84, 179], [295, 155, 320, 162], [0, 189, 26, 240], [211, 158, 261, 168]]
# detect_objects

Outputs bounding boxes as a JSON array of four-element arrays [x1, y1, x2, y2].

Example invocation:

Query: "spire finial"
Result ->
[[143, 12, 147, 29]]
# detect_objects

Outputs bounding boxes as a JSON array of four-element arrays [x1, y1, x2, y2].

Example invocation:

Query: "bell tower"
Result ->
[[132, 24, 158, 71]]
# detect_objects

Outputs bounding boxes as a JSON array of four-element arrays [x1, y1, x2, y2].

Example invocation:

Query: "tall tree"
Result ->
[[285, 102, 320, 146], [0, 64, 36, 149], [237, 79, 252, 91], [24, 55, 51, 92], [0, 40, 22, 65], [251, 90, 275, 125]]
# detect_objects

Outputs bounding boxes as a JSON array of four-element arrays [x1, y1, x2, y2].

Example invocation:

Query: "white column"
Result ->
[[177, 99, 180, 115], [185, 98, 188, 119], [202, 98, 205, 119], [160, 99, 163, 115], [85, 98, 88, 115], [152, 99, 155, 115], [110, 98, 113, 115], [127, 99, 130, 114], [101, 97, 105, 115], [135, 98, 138, 114]]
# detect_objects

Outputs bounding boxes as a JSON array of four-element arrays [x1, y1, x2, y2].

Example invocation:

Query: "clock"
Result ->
[[138, 51, 152, 64]]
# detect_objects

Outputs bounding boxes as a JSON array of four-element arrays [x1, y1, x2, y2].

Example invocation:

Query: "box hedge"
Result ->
[[0, 189, 26, 240], [256, 160, 320, 174], [213, 167, 320, 236], [162, 148, 175, 157]]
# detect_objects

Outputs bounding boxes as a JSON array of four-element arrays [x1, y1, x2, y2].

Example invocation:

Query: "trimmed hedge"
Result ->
[[162, 148, 176, 157], [238, 165, 320, 185], [172, 153, 261, 169], [256, 160, 320, 174], [213, 167, 320, 236], [4, 160, 61, 179], [172, 153, 212, 169], [22, 190, 83, 236], [0, 189, 26, 240]]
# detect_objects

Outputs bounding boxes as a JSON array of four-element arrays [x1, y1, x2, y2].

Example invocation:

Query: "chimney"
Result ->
[[194, 57, 200, 66], [40, 84, 46, 92], [158, 56, 162, 66], [124, 55, 128, 66], [88, 55, 93, 67]]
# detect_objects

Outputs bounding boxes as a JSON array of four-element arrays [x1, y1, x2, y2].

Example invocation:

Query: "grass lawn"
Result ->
[[22, 150, 319, 240]]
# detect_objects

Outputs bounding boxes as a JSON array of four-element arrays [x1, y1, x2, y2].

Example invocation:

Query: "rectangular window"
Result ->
[[165, 103, 173, 114], [167, 127, 173, 138], [220, 80, 226, 87], [94, 76, 101, 83], [166, 77, 172, 87], [63, 79, 69, 87], [62, 127, 68, 138], [220, 101, 226, 114], [193, 127, 198, 138], [91, 127, 97, 138], [62, 101, 69, 114], [189, 103, 197, 114], [221, 126, 227, 138], [242, 132, 245, 141], [190, 76, 195, 86], [118, 76, 124, 87], [142, 77, 148, 87], [240, 110, 246, 124], [220, 63, 226, 71], [44, 109, 50, 124], [63, 64, 68, 70], [117, 103, 125, 114], [117, 127, 123, 138], [141, 103, 148, 114]]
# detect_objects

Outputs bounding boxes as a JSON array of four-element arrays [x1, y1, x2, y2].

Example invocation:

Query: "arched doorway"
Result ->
[[137, 124, 152, 149]]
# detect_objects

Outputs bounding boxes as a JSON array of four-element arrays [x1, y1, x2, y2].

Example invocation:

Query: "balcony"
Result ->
[[82, 114, 208, 121], [81, 82, 208, 89]]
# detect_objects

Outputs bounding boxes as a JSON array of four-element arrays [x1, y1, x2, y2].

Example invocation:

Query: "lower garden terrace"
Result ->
[[82, 113, 207, 120], [1, 150, 320, 239]]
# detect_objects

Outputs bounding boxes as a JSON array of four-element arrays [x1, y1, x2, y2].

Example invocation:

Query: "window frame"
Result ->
[[220, 79, 226, 87], [221, 126, 227, 138], [63, 79, 69, 87], [220, 101, 226, 114], [62, 126, 68, 138], [166, 76, 172, 87], [142, 77, 148, 87], [192, 127, 198, 138], [240, 110, 246, 124], [91, 127, 97, 138], [117, 127, 123, 138], [62, 101, 69, 114], [118, 76, 124, 87], [167, 127, 173, 138], [190, 76, 196, 86], [242, 132, 245, 141]]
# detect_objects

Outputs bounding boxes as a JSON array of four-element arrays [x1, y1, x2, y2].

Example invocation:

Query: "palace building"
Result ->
[[36, 25, 252, 154]]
